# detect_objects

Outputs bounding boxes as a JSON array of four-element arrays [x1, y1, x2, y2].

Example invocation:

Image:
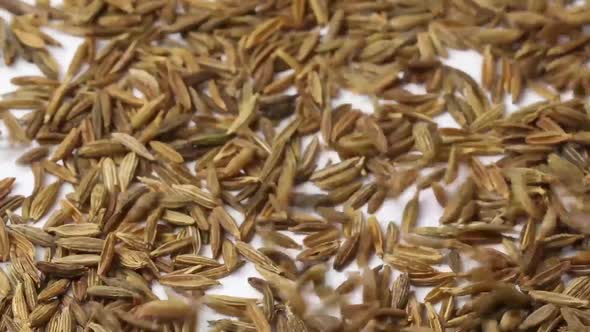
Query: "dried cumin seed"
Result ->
[[42, 160, 78, 183], [208, 209, 222, 259], [117, 152, 138, 192], [260, 282, 275, 321], [303, 228, 339, 248], [259, 229, 301, 249], [172, 184, 217, 209], [346, 183, 376, 210], [519, 303, 558, 330], [149, 140, 183, 163], [29, 181, 61, 221], [276, 148, 296, 210], [356, 221, 372, 268], [162, 210, 194, 226], [366, 185, 386, 213], [56, 237, 104, 253], [2, 316, 19, 332], [111, 132, 155, 160], [0, 268, 10, 298], [0, 177, 14, 200], [426, 302, 443, 332], [499, 310, 525, 331], [2, 111, 30, 143], [384, 222, 399, 255], [326, 180, 362, 205], [78, 140, 126, 158], [52, 254, 101, 267], [333, 232, 359, 271], [391, 273, 410, 309], [159, 274, 220, 290], [203, 294, 256, 318], [129, 94, 165, 130], [314, 162, 363, 190], [9, 224, 54, 247], [136, 300, 193, 320], [212, 206, 240, 239], [443, 146, 459, 184], [311, 157, 361, 182], [431, 182, 448, 207], [29, 300, 59, 327], [510, 171, 541, 218], [235, 241, 281, 274], [121, 191, 159, 224], [150, 236, 193, 257], [97, 233, 115, 276], [447, 249, 463, 273], [22, 274, 36, 311], [12, 282, 29, 323], [167, 64, 191, 109], [37, 279, 70, 302], [440, 178, 474, 224], [528, 290, 589, 308], [297, 241, 340, 263], [86, 285, 139, 299], [367, 216, 384, 257], [16, 146, 49, 165], [221, 239, 238, 268], [246, 301, 271, 332], [402, 193, 420, 233], [73, 166, 98, 204]]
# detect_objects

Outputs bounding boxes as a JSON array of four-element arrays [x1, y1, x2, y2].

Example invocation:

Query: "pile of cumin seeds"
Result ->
[[3, 0, 590, 331]]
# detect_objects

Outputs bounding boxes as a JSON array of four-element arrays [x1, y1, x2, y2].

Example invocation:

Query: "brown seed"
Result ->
[[440, 178, 474, 224], [150, 236, 193, 257], [97, 233, 116, 276], [3, 111, 30, 143], [37, 279, 70, 302], [42, 160, 78, 184], [333, 232, 359, 271], [528, 290, 589, 308], [402, 192, 420, 233], [86, 285, 139, 299], [247, 301, 271, 332], [235, 241, 281, 274], [162, 210, 195, 226], [136, 300, 193, 320], [519, 304, 559, 330], [12, 282, 29, 324], [346, 183, 377, 210], [121, 191, 160, 224], [367, 216, 384, 257], [30, 181, 61, 221], [259, 228, 301, 249], [159, 274, 220, 290], [391, 273, 410, 309], [111, 132, 155, 160], [29, 300, 59, 327], [117, 152, 138, 193], [149, 140, 184, 163], [9, 224, 54, 246], [16, 146, 49, 165], [56, 236, 104, 253], [211, 206, 240, 239]]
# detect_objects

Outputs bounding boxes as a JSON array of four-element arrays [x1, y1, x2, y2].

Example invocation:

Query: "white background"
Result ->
[[0, 2, 553, 329]]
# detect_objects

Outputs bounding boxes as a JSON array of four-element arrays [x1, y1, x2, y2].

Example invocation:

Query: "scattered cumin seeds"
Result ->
[[0, 1, 587, 330]]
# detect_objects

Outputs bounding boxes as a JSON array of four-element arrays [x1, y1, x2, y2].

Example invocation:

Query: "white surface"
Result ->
[[0, 5, 551, 330]]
